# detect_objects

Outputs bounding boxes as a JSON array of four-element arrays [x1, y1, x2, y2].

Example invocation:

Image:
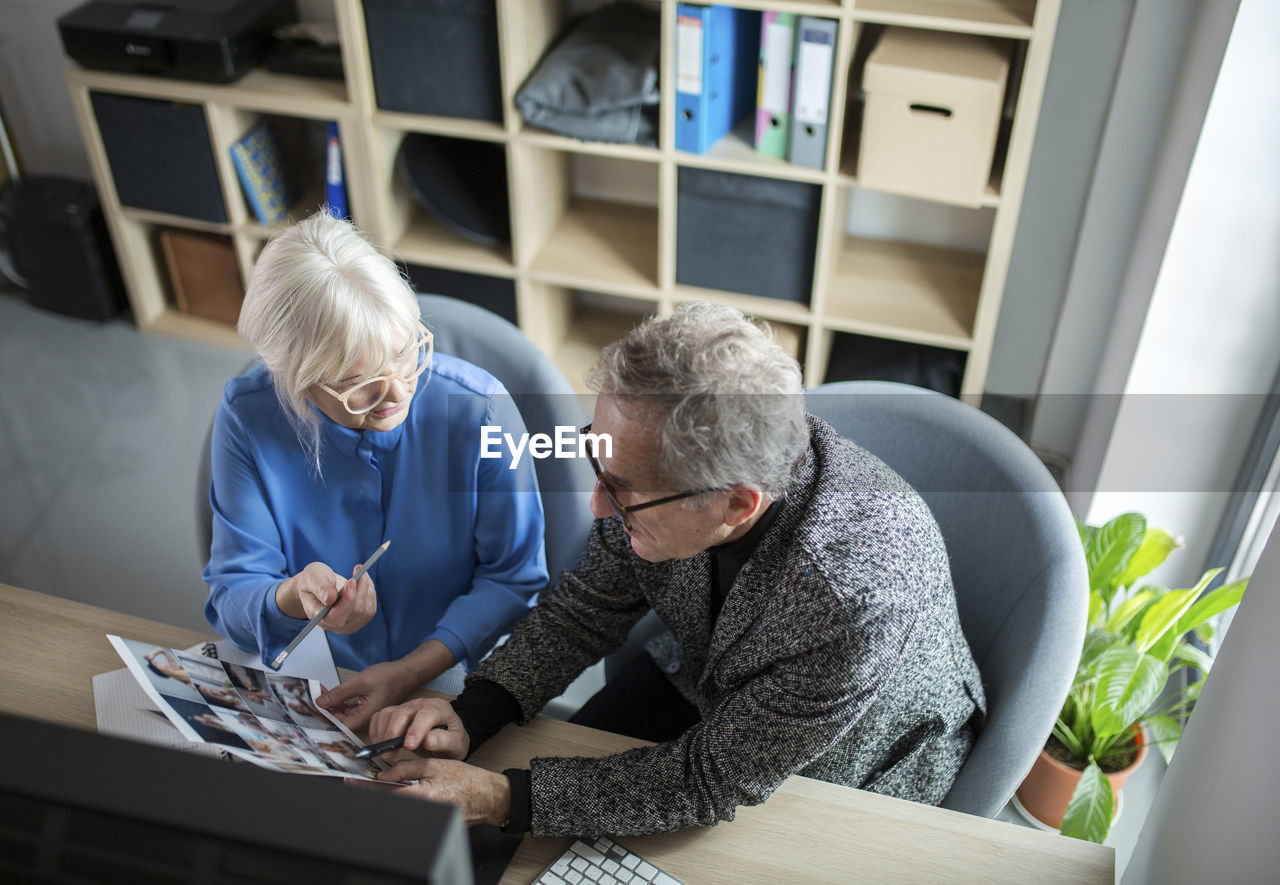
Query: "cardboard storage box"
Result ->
[[676, 167, 821, 304], [159, 229, 244, 327], [858, 28, 1011, 207]]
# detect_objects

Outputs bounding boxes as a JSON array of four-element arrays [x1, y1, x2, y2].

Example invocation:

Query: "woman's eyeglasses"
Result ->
[[579, 424, 719, 530], [318, 322, 434, 415]]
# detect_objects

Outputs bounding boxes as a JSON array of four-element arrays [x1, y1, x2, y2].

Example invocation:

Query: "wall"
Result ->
[[983, 0, 1133, 397], [1120, 512, 1280, 883], [0, 0, 89, 176], [1076, 0, 1278, 588]]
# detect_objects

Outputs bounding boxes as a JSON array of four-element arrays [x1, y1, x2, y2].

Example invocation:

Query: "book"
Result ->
[[229, 119, 297, 225], [754, 11, 796, 158], [103, 632, 383, 780], [787, 17, 838, 169], [324, 120, 348, 219], [675, 4, 760, 155]]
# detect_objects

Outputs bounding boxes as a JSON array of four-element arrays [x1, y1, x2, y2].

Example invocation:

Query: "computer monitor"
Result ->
[[0, 711, 476, 884]]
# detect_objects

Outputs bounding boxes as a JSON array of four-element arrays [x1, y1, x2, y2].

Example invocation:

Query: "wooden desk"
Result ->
[[0, 584, 1114, 884]]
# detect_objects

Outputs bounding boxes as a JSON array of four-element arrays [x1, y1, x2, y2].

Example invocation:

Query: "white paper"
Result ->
[[761, 21, 795, 112], [677, 15, 703, 95], [794, 27, 834, 124], [214, 629, 339, 689]]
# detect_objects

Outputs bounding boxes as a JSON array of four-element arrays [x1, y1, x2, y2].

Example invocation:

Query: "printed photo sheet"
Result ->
[[108, 635, 387, 781]]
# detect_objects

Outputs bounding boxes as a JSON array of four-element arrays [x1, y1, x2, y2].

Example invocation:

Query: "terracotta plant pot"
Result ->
[[1015, 730, 1148, 830]]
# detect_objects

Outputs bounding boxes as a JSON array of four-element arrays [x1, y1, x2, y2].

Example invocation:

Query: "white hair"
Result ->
[[236, 211, 420, 469], [588, 301, 808, 499]]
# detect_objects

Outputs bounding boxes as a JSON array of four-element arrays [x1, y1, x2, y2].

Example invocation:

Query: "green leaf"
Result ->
[[1087, 513, 1147, 595], [1088, 590, 1104, 630], [1175, 577, 1247, 635], [1173, 641, 1213, 675], [1104, 589, 1156, 635], [1060, 760, 1114, 843], [1079, 629, 1118, 677], [1053, 718, 1085, 758], [1145, 716, 1184, 766], [1115, 527, 1182, 590], [1092, 647, 1167, 737], [1137, 569, 1220, 658], [1184, 678, 1205, 704]]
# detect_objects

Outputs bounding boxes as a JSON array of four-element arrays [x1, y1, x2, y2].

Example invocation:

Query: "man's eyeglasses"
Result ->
[[579, 424, 719, 531], [317, 322, 434, 415]]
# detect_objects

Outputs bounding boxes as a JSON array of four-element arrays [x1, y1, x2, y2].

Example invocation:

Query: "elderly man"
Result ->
[[368, 302, 985, 837]]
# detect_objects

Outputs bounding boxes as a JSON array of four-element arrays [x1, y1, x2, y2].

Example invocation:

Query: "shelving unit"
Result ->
[[66, 0, 1061, 396]]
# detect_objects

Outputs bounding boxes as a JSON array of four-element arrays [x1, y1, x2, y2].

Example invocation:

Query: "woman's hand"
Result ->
[[368, 697, 471, 761], [315, 639, 457, 732], [375, 758, 511, 828], [276, 561, 377, 634], [315, 659, 418, 731]]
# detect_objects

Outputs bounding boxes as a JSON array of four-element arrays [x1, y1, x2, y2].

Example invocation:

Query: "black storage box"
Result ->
[[676, 168, 821, 304], [404, 264, 517, 326], [3, 176, 127, 322], [91, 91, 227, 223], [57, 0, 297, 84], [363, 0, 503, 122], [824, 332, 965, 398]]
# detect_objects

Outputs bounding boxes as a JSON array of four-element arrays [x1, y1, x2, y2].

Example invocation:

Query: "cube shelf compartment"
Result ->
[[67, 0, 1064, 396]]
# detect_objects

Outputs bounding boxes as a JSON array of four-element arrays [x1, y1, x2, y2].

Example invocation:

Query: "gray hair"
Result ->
[[237, 211, 420, 468], [588, 301, 808, 500]]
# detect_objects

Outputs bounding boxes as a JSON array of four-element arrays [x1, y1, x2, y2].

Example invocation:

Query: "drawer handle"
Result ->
[[909, 103, 953, 117]]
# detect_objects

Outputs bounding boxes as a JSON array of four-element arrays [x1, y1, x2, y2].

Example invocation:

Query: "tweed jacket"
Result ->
[[470, 415, 985, 837]]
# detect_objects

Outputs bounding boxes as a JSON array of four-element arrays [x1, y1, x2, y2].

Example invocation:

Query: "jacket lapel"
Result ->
[[698, 443, 820, 695], [643, 555, 713, 683]]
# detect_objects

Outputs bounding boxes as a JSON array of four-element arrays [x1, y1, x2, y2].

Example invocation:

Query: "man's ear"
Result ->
[[723, 485, 764, 528]]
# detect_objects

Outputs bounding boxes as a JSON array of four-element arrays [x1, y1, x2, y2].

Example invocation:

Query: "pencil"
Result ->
[[269, 540, 390, 671]]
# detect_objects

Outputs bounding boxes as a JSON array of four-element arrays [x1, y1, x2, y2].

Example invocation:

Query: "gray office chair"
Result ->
[[805, 380, 1087, 817], [196, 294, 595, 587], [605, 380, 1086, 818]]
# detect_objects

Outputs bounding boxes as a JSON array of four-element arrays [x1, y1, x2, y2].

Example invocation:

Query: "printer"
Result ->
[[58, 0, 298, 84]]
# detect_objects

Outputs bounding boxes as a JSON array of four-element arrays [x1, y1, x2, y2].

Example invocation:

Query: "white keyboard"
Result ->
[[532, 836, 683, 885]]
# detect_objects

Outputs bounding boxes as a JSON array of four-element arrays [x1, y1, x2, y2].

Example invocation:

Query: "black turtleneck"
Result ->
[[709, 500, 781, 624]]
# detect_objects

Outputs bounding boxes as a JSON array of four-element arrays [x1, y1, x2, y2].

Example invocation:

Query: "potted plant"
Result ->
[[1015, 511, 1248, 843]]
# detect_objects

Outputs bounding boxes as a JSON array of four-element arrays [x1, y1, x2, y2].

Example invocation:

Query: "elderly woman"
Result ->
[[202, 211, 547, 729]]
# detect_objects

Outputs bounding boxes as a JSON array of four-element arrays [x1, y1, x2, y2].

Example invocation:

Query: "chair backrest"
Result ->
[[196, 295, 594, 586], [416, 294, 594, 581], [806, 380, 1087, 817]]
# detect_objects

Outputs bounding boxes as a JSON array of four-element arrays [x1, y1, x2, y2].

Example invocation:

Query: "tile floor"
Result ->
[[0, 290, 250, 632]]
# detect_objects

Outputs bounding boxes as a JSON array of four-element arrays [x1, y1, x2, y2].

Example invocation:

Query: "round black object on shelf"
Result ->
[[398, 133, 510, 247]]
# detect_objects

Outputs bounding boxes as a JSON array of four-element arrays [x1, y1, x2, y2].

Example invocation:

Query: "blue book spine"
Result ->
[[676, 5, 761, 155], [675, 4, 711, 154], [325, 121, 348, 220]]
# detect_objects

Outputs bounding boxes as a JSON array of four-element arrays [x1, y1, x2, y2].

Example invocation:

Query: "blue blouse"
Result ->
[[202, 355, 548, 672]]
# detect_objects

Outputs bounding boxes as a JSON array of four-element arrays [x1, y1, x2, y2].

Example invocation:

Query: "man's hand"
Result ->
[[368, 697, 470, 760], [377, 758, 511, 828], [276, 561, 377, 634]]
